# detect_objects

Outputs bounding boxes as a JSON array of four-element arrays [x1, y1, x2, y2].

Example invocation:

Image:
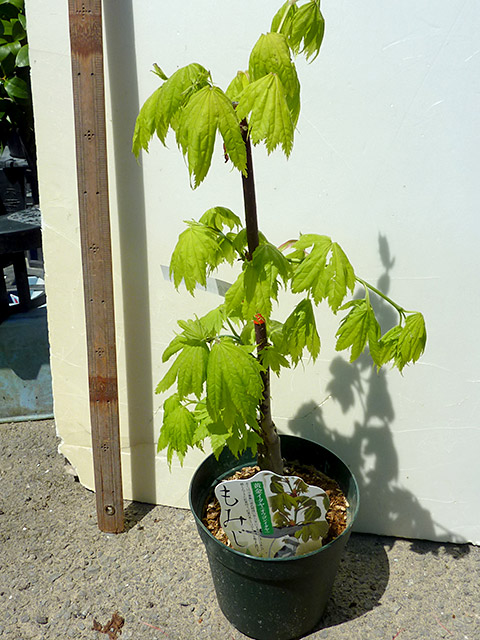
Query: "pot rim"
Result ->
[[189, 434, 360, 563]]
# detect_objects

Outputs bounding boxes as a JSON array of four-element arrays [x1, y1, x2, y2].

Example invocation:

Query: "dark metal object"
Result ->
[[0, 207, 43, 321]]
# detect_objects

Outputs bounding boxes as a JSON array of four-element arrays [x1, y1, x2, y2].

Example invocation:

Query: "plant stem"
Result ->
[[240, 121, 260, 261], [356, 276, 407, 321], [225, 318, 241, 342], [240, 120, 284, 475]]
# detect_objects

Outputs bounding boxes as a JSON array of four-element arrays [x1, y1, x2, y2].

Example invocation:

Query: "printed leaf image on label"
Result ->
[[215, 471, 330, 558]]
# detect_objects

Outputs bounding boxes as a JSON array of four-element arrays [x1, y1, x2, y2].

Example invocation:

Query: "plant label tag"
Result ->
[[215, 471, 330, 558]]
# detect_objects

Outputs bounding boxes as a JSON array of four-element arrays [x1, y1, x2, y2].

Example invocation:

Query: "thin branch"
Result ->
[[356, 276, 408, 320]]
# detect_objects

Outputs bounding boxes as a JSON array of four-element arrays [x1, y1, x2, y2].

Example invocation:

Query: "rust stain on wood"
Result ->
[[69, 2, 102, 58]]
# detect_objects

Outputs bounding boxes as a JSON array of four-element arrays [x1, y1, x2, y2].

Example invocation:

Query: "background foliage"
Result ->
[[0, 0, 35, 167]]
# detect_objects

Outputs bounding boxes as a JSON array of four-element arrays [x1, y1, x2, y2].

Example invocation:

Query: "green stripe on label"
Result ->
[[251, 481, 273, 535]]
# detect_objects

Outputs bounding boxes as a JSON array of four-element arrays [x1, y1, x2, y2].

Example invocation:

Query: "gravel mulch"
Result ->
[[0, 419, 478, 640]]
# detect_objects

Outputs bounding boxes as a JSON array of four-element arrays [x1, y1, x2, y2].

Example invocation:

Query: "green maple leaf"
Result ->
[[132, 63, 209, 156], [245, 250, 288, 320], [210, 431, 233, 458], [290, 235, 332, 303], [131, 87, 161, 156], [376, 325, 402, 367], [289, 1, 325, 61], [176, 85, 247, 187], [271, 1, 297, 36], [290, 233, 331, 252], [157, 342, 209, 399], [268, 319, 287, 353], [366, 314, 383, 368], [273, 1, 325, 62], [224, 272, 246, 319], [221, 426, 261, 458], [224, 245, 288, 322], [243, 258, 278, 319], [217, 234, 238, 266], [176, 343, 209, 399], [159, 313, 223, 395], [258, 344, 290, 375], [243, 429, 263, 455], [156, 355, 181, 394], [283, 298, 320, 364], [253, 243, 292, 284], [152, 63, 168, 80], [290, 236, 355, 310], [199, 206, 242, 231], [236, 72, 295, 156], [169, 222, 220, 294], [335, 299, 381, 362], [245, 241, 292, 315], [371, 312, 427, 371], [176, 316, 210, 341], [248, 31, 300, 126], [324, 242, 356, 312], [226, 70, 250, 102], [162, 332, 187, 363], [397, 313, 427, 368], [239, 320, 256, 347], [196, 305, 226, 337], [197, 208, 242, 267], [232, 228, 249, 256], [206, 339, 263, 429], [192, 403, 233, 458], [157, 395, 197, 466], [386, 312, 426, 372]]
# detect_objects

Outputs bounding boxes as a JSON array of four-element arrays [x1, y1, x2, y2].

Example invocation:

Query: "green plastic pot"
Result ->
[[189, 434, 360, 640]]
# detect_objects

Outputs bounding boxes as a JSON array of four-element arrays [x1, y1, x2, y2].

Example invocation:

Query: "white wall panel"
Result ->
[[26, 0, 480, 543]]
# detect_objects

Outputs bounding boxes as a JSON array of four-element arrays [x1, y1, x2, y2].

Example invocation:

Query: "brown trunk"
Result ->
[[240, 121, 283, 475]]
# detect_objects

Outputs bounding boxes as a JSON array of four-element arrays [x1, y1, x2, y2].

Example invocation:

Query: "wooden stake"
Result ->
[[68, 0, 124, 533]]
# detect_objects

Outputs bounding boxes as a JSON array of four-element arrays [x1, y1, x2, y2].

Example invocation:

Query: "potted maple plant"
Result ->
[[133, 1, 426, 638]]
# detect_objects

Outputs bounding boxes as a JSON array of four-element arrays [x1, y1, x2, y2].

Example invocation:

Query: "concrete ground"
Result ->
[[0, 419, 478, 640]]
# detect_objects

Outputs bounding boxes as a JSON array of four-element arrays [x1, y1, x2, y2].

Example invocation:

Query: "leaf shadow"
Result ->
[[286, 234, 469, 632]]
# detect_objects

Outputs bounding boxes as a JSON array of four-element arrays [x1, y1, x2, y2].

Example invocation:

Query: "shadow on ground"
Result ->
[[319, 533, 389, 630], [123, 501, 156, 533]]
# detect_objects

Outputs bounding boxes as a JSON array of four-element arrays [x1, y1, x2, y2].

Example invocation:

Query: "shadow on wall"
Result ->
[[288, 235, 468, 551], [103, 1, 156, 505]]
